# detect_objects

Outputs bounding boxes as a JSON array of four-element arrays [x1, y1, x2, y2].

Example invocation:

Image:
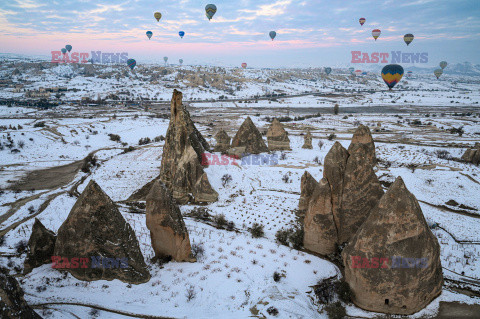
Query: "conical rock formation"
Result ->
[[159, 89, 218, 204], [54, 180, 150, 284], [348, 124, 376, 164], [214, 130, 231, 153], [266, 118, 291, 151], [24, 218, 56, 274], [298, 171, 318, 213], [461, 142, 480, 165], [0, 268, 42, 318], [342, 177, 443, 315], [230, 117, 268, 156], [146, 181, 195, 262], [302, 130, 313, 149]]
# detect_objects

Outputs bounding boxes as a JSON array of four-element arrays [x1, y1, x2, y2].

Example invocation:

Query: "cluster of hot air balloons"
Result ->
[[433, 61, 448, 79], [358, 17, 415, 46]]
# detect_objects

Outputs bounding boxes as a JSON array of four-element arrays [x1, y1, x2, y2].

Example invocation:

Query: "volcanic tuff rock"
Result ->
[[461, 142, 480, 165], [342, 177, 443, 315], [303, 178, 338, 255], [266, 118, 291, 151], [214, 129, 231, 153], [54, 180, 150, 284], [24, 218, 56, 274], [0, 268, 42, 318], [348, 124, 376, 164], [298, 171, 318, 213], [159, 89, 218, 204], [302, 130, 313, 149], [230, 116, 268, 155], [146, 181, 195, 262]]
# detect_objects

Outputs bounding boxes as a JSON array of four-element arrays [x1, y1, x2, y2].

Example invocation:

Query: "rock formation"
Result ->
[[159, 89, 218, 204], [0, 268, 42, 318], [229, 116, 268, 157], [146, 181, 195, 262], [266, 118, 291, 151], [54, 180, 150, 284], [348, 124, 376, 164], [303, 178, 338, 255], [342, 177, 443, 315], [24, 218, 56, 274], [461, 142, 480, 165], [298, 171, 318, 213], [302, 130, 313, 149], [214, 130, 231, 153]]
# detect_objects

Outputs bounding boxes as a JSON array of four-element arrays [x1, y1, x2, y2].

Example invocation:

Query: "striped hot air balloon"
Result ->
[[205, 4, 217, 21], [404, 33, 414, 46], [407, 71, 413, 78], [372, 29, 381, 41], [359, 18, 366, 26], [127, 58, 136, 70], [154, 12, 162, 22], [241, 63, 247, 69], [434, 69, 443, 79], [381, 64, 404, 90], [355, 70, 362, 76], [440, 61, 447, 69]]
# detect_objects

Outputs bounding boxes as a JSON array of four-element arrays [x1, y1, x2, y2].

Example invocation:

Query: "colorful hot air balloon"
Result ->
[[404, 34, 414, 46], [179, 31, 185, 38], [61, 48, 67, 55], [205, 4, 217, 21], [372, 29, 381, 41], [325, 67, 332, 75], [434, 69, 443, 79], [359, 18, 366, 26], [146, 31, 153, 40], [269, 31, 276, 41], [355, 70, 362, 76], [407, 71, 413, 78], [241, 63, 247, 69], [127, 58, 136, 70], [381, 64, 404, 90], [349, 67, 355, 75], [164, 57, 168, 64], [440, 61, 447, 69], [154, 12, 162, 22], [179, 59, 183, 65], [65, 45, 72, 52]]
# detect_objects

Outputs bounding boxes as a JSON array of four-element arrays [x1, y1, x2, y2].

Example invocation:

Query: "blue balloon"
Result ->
[[61, 48, 67, 54], [146, 31, 153, 40], [65, 45, 72, 52], [179, 31, 185, 38]]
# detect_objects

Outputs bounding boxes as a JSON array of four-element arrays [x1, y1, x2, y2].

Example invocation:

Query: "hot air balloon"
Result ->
[[372, 29, 381, 41], [434, 69, 443, 79], [61, 48, 67, 55], [362, 71, 368, 75], [349, 67, 355, 75], [407, 71, 413, 78], [241, 63, 247, 69], [164, 57, 168, 64], [154, 12, 162, 22], [359, 18, 366, 26], [269, 31, 276, 41], [355, 70, 362, 76], [404, 34, 414, 46], [440, 61, 447, 69], [127, 58, 136, 70], [325, 67, 332, 75], [146, 31, 153, 40], [65, 45, 72, 52], [205, 4, 217, 21], [381, 64, 404, 90], [179, 59, 183, 65], [179, 31, 185, 38]]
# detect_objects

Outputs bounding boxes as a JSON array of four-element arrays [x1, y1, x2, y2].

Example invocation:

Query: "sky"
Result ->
[[0, 0, 479, 68]]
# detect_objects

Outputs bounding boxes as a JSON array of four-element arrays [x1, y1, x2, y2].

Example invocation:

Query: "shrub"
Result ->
[[153, 135, 165, 142], [327, 134, 336, 141], [0, 236, 5, 246], [335, 280, 353, 304], [17, 140, 25, 148], [279, 152, 287, 160], [221, 174, 232, 187], [28, 205, 35, 214], [188, 207, 211, 221], [275, 229, 290, 246], [314, 278, 337, 304], [281, 174, 290, 183], [273, 271, 282, 282], [122, 146, 136, 153], [214, 214, 227, 228], [267, 306, 279, 316], [108, 134, 121, 142], [435, 149, 452, 160], [81, 154, 97, 173], [138, 137, 151, 145], [333, 104, 339, 115], [89, 308, 100, 318], [33, 121, 46, 128], [324, 301, 346, 319], [313, 156, 321, 164], [186, 286, 196, 302], [288, 227, 304, 250], [250, 223, 264, 238], [15, 240, 28, 254], [449, 126, 464, 136], [318, 140, 324, 149], [191, 243, 205, 260]]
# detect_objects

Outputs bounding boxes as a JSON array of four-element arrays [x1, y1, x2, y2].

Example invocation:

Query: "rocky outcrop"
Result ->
[[266, 118, 291, 151], [0, 268, 42, 318], [214, 130, 231, 153], [230, 117, 268, 156], [54, 180, 150, 284], [146, 181, 195, 262], [298, 171, 318, 213], [24, 219, 56, 274], [461, 142, 480, 165], [159, 89, 218, 204], [302, 130, 313, 149], [304, 178, 337, 255], [348, 124, 376, 164], [342, 177, 443, 315]]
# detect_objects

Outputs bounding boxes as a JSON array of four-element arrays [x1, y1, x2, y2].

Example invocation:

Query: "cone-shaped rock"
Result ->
[[337, 150, 384, 244], [146, 181, 195, 262], [461, 142, 480, 165], [348, 125, 376, 164], [342, 177, 443, 315], [24, 218, 56, 274], [298, 171, 318, 213], [0, 268, 42, 318], [214, 130, 231, 153], [302, 130, 313, 149], [54, 180, 150, 284], [323, 142, 349, 229], [303, 178, 338, 255], [230, 117, 268, 155], [266, 118, 291, 151], [159, 89, 218, 204]]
